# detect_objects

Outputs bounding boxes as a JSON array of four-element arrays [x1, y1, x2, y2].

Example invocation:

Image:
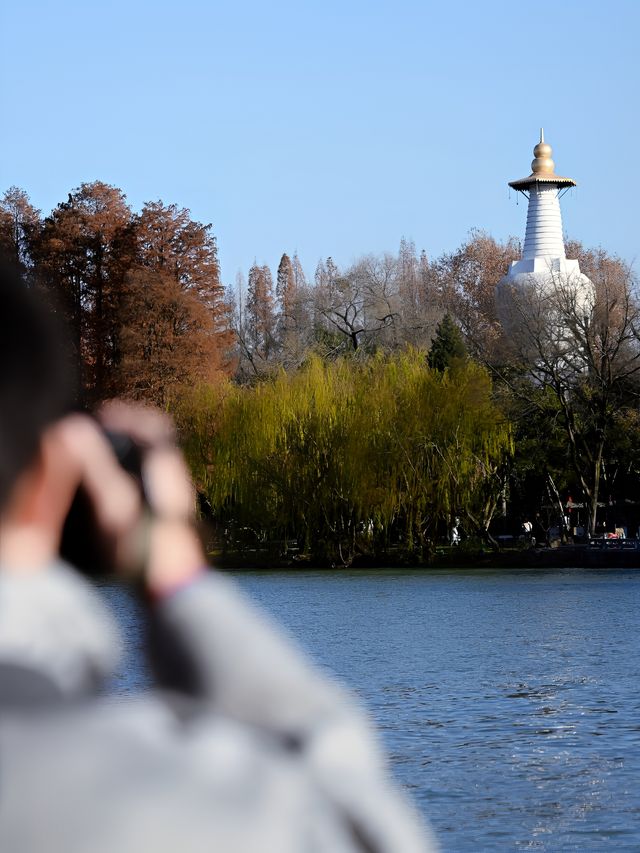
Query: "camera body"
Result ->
[[59, 430, 143, 576]]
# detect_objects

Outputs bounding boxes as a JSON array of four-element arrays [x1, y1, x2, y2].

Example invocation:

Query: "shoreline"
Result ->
[[212, 544, 640, 572]]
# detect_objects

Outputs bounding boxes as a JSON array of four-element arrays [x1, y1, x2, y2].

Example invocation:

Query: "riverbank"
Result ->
[[211, 542, 640, 571]]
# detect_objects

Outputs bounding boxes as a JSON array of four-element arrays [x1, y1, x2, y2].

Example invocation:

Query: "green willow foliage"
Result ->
[[175, 352, 513, 564]]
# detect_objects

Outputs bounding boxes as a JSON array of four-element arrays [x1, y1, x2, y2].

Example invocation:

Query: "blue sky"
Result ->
[[1, 0, 638, 285]]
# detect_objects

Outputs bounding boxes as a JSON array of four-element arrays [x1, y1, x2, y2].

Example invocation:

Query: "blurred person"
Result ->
[[0, 264, 435, 853]]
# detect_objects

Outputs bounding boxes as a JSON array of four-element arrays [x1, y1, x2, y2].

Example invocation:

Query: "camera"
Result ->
[[59, 429, 144, 576]]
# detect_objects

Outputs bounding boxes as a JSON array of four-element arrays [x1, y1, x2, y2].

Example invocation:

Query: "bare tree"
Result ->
[[313, 254, 400, 353], [271, 252, 312, 369], [495, 256, 640, 534], [0, 187, 41, 276], [234, 263, 277, 375]]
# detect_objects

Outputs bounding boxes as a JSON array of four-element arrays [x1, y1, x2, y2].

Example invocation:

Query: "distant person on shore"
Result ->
[[450, 517, 461, 546], [0, 264, 435, 852], [532, 513, 546, 546]]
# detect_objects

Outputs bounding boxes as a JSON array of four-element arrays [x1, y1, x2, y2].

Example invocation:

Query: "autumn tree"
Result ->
[[32, 182, 133, 399], [133, 202, 222, 303], [120, 201, 232, 404], [275, 252, 297, 352], [431, 230, 520, 356], [242, 263, 276, 369], [119, 269, 223, 405], [276, 253, 295, 322], [25, 186, 231, 404]]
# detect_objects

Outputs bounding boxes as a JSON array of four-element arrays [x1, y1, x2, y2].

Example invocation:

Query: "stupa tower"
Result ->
[[496, 130, 593, 323]]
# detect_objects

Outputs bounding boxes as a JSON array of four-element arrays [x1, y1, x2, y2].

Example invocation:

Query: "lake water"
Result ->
[[101, 567, 640, 852]]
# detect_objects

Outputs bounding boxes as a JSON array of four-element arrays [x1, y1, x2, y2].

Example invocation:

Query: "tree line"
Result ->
[[231, 233, 520, 376], [0, 184, 232, 405], [3, 181, 640, 554], [229, 230, 640, 542]]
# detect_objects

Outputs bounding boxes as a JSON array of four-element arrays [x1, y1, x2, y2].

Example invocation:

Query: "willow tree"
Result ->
[[358, 353, 512, 549], [176, 351, 512, 564]]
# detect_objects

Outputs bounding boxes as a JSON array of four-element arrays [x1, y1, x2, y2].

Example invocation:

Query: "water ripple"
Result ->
[[101, 567, 640, 852]]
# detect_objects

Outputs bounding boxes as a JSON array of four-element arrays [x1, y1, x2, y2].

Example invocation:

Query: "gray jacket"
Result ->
[[0, 563, 436, 852]]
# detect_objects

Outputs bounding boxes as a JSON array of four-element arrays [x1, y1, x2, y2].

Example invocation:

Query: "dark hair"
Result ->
[[0, 263, 75, 506]]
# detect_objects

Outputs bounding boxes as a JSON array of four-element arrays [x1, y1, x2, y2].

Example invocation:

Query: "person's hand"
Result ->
[[96, 402, 206, 597], [0, 413, 140, 572], [1, 402, 207, 598], [97, 402, 194, 521]]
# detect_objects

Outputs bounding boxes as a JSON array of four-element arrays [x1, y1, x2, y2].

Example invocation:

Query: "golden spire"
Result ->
[[509, 130, 576, 191], [531, 127, 555, 175]]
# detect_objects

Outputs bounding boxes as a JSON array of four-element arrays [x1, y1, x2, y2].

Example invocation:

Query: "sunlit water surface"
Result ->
[[99, 568, 640, 852]]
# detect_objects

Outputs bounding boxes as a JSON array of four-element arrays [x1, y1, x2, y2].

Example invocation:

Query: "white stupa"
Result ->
[[496, 130, 593, 334]]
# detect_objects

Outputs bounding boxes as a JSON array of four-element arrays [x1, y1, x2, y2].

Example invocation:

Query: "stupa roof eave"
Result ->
[[509, 174, 576, 190]]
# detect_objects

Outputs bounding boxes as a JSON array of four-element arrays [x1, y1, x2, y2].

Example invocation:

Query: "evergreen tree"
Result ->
[[428, 313, 467, 371]]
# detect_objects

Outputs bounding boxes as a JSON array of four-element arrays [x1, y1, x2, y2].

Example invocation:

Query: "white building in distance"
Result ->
[[496, 131, 593, 336]]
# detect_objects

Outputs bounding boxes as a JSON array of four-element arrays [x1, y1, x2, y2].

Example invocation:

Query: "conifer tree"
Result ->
[[276, 253, 296, 321], [274, 252, 312, 365], [246, 263, 276, 362], [428, 313, 467, 371], [291, 252, 307, 290], [120, 201, 232, 404], [33, 181, 133, 399]]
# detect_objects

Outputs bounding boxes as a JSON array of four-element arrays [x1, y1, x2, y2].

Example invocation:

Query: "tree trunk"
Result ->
[[589, 443, 604, 536]]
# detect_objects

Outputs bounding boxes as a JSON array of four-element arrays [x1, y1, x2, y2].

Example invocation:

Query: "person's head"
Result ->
[[0, 263, 75, 510]]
